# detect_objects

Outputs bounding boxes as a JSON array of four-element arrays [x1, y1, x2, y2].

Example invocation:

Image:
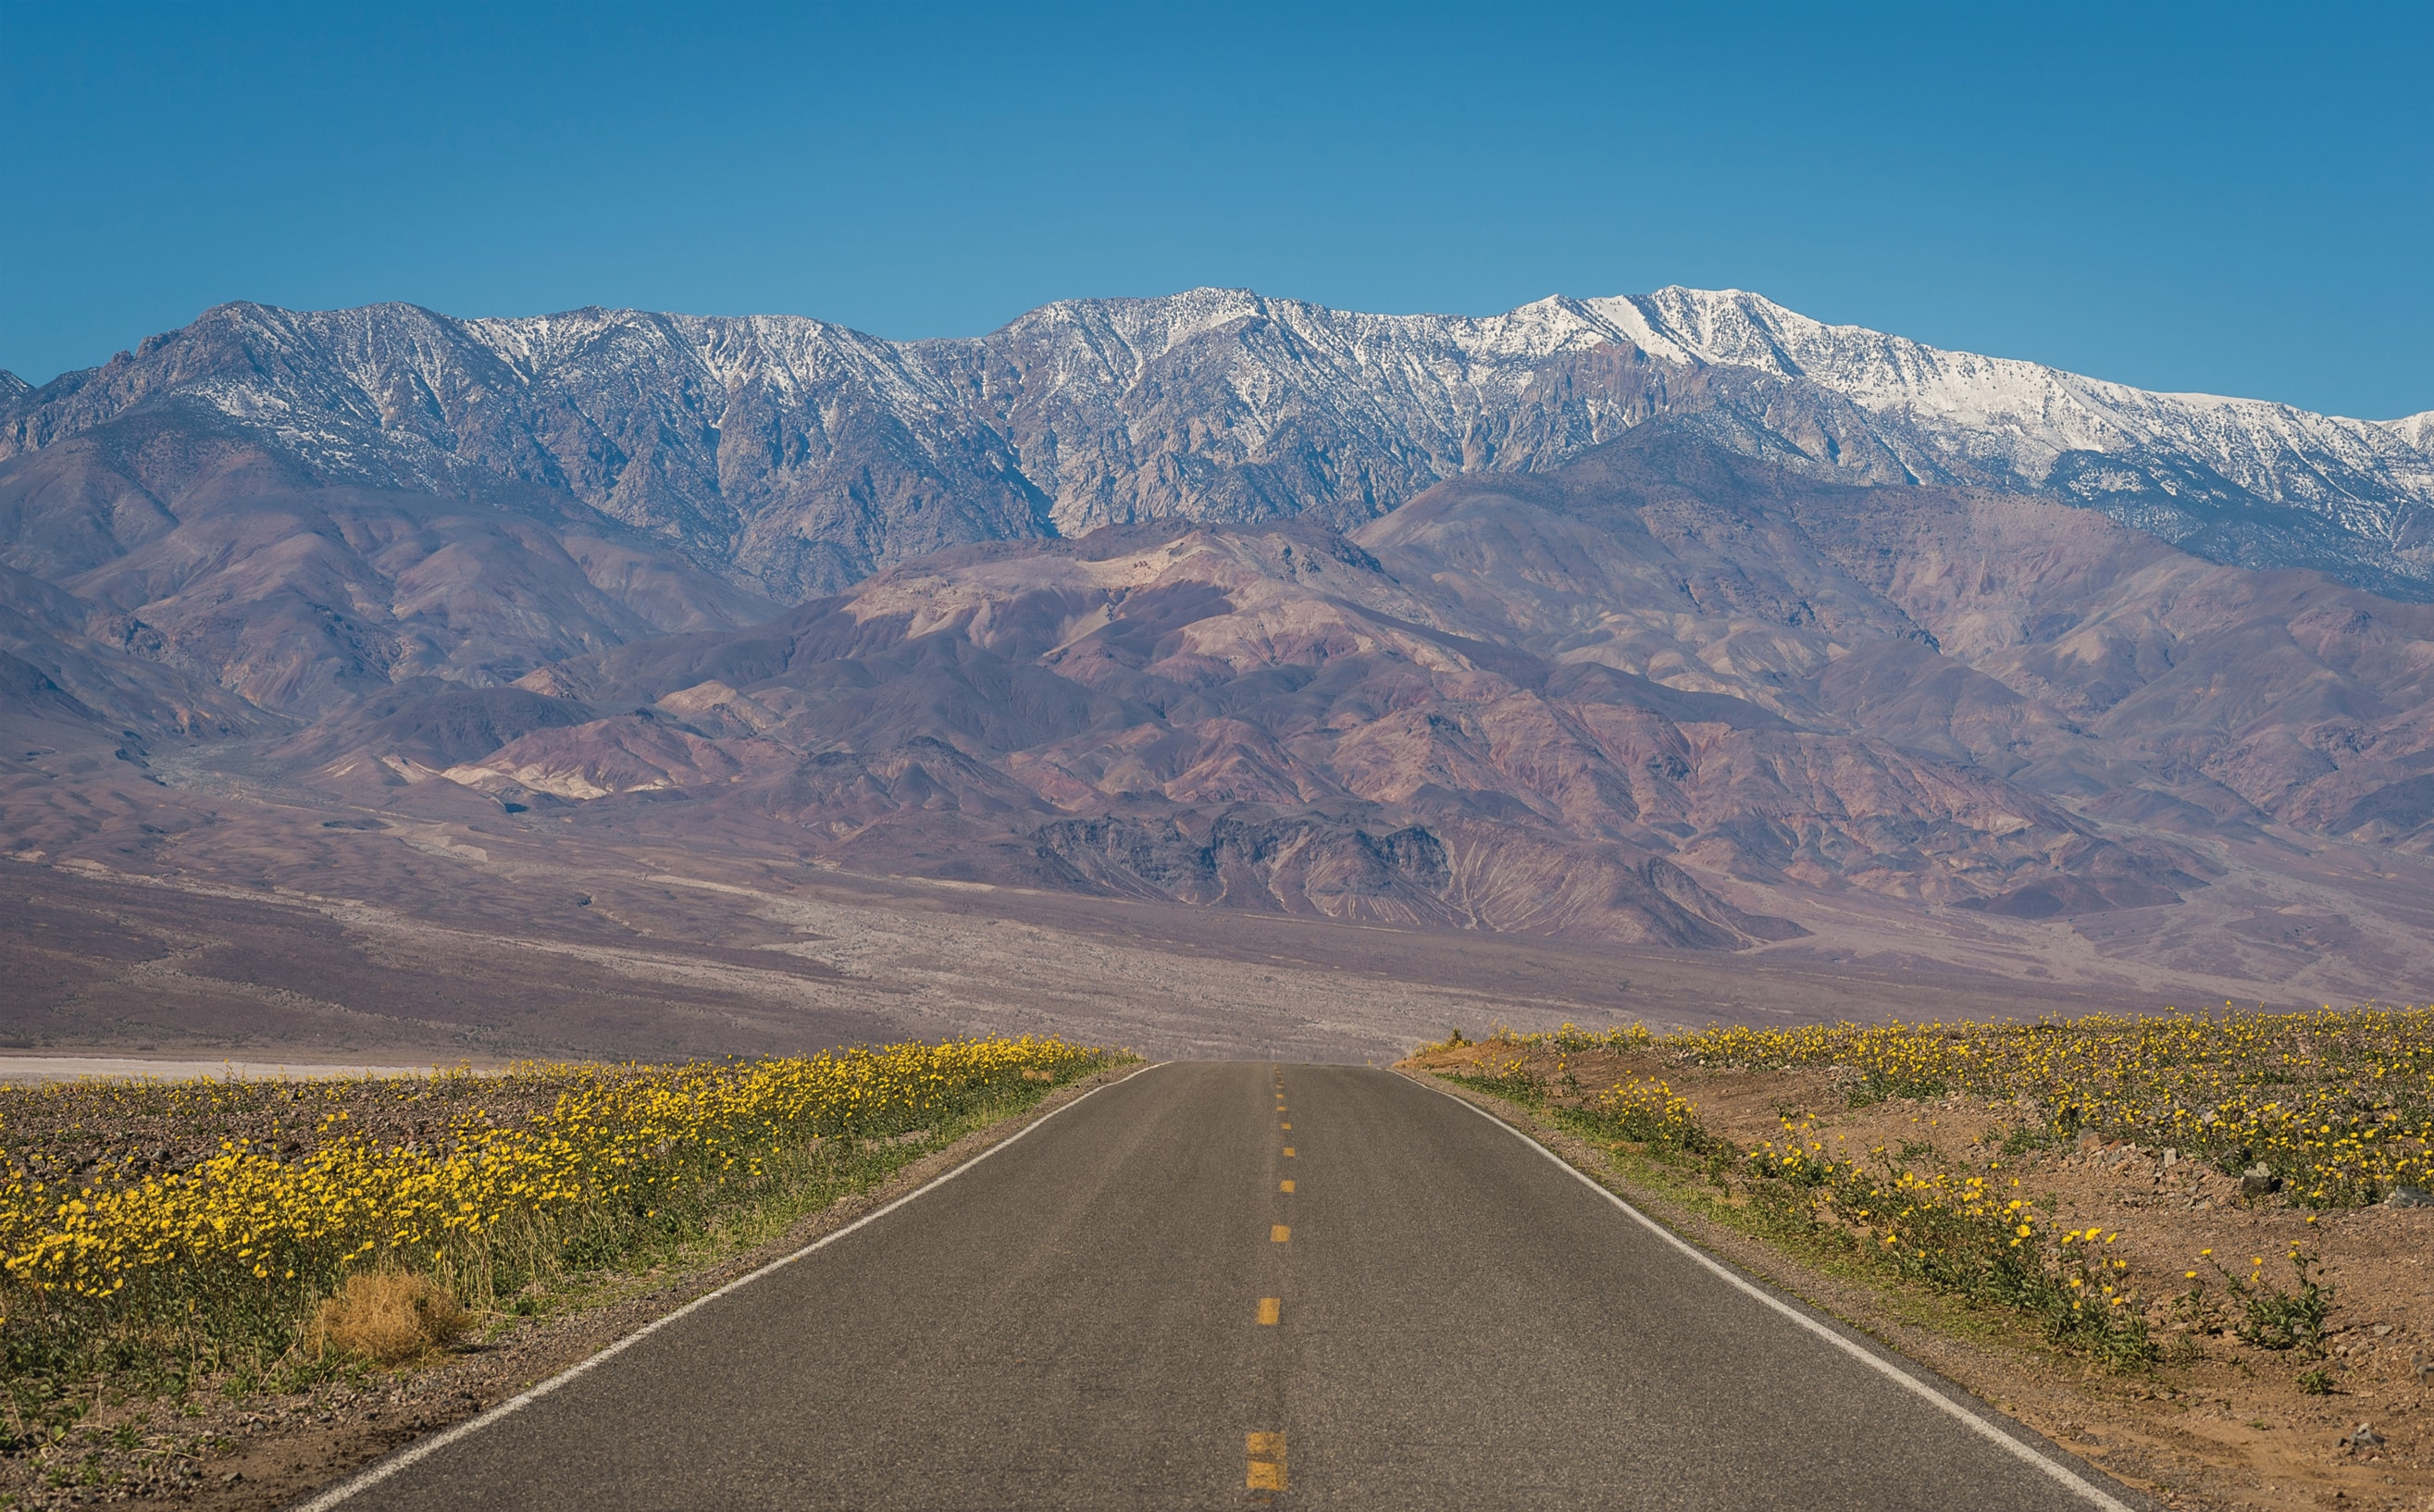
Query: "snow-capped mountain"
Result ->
[[1600, 290, 2434, 572], [17, 289, 2434, 982], [5, 288, 2430, 601], [2387, 410, 2434, 453]]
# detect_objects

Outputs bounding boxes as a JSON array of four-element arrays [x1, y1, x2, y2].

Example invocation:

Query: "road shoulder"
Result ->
[[1396, 1065, 2214, 1510]]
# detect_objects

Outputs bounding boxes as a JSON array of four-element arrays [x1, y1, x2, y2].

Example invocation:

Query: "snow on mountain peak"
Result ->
[[6, 283, 2430, 601], [1575, 287, 2434, 526], [2384, 411, 2434, 452]]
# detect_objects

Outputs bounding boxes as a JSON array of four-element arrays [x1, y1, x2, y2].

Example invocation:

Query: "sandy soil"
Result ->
[[0, 1059, 445, 1086], [0, 803, 2202, 1067]]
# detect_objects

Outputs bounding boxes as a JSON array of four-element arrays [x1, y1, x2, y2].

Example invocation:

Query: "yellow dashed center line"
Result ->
[[1247, 1431, 1287, 1491], [1255, 1079, 1292, 1494]]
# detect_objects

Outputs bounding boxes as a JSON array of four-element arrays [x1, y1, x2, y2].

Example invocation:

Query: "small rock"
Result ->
[[2075, 1129, 2104, 1154], [2384, 1184, 2433, 1208], [2375, 1323, 2395, 1336], [222, 1471, 245, 1484], [2242, 1164, 2280, 1198], [2162, 1147, 2178, 1168]]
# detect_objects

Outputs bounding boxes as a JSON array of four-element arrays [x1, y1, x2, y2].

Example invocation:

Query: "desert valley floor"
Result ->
[[7, 741, 2429, 1065]]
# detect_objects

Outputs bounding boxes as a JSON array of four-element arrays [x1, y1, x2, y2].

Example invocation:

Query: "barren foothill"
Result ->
[[0, 789, 2223, 1069]]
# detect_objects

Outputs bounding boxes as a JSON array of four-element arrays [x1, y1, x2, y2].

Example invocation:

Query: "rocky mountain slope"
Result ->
[[5, 290, 2434, 981], [148, 425, 2427, 965], [0, 411, 776, 722], [6, 288, 2428, 607]]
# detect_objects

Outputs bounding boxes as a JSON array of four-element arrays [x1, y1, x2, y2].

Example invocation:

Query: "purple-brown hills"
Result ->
[[338, 428, 2434, 944], [6, 290, 2434, 1057]]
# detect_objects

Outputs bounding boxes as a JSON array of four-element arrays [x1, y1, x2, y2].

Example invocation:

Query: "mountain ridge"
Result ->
[[205, 421, 2434, 973], [7, 287, 2429, 605], [9, 415, 2434, 994], [8, 291, 2434, 987]]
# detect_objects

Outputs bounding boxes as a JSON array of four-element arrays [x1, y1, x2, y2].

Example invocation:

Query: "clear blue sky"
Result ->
[[5, 2, 2428, 419]]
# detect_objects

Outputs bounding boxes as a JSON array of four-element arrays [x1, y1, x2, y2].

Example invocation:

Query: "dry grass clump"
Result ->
[[307, 1270, 470, 1365]]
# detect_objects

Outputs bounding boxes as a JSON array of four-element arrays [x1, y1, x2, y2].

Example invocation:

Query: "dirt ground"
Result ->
[[0, 835, 2202, 1069], [1405, 1039, 2433, 1512]]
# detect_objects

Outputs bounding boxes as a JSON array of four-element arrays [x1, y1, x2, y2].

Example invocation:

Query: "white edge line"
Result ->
[[1416, 1075, 2138, 1512], [293, 1063, 1164, 1511]]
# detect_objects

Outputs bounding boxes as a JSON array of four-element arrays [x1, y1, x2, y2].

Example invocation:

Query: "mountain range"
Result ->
[[6, 288, 2434, 1003], [7, 287, 2432, 608]]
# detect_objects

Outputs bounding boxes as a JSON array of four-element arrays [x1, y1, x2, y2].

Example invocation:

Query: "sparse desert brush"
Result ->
[[307, 1270, 470, 1365], [1432, 1005, 2434, 1371], [1593, 1077, 1709, 1153], [1477, 1006, 2434, 1208]]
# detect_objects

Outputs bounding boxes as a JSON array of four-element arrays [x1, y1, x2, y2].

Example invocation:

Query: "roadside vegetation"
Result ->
[[1411, 1006, 2434, 1406], [1670, 1007, 2434, 1207], [0, 1035, 1120, 1485]]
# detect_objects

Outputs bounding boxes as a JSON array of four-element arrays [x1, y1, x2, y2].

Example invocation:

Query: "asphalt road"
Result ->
[[314, 1063, 2140, 1511]]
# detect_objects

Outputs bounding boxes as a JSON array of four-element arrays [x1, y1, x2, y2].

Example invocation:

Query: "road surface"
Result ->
[[310, 1063, 2140, 1510]]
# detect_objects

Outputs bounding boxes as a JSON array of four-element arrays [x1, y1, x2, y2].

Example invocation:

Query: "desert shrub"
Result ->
[[307, 1271, 470, 1365], [2190, 1246, 2333, 1355]]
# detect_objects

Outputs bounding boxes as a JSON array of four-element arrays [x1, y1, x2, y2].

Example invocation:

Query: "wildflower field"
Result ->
[[1674, 1007, 2434, 1208], [1418, 1005, 2434, 1373], [0, 1035, 1117, 1422]]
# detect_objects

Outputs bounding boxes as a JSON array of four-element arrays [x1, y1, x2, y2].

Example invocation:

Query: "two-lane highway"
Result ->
[[311, 1064, 2139, 1510]]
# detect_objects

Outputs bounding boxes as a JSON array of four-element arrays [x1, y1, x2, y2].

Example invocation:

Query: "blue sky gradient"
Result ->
[[5, 1, 2428, 418]]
